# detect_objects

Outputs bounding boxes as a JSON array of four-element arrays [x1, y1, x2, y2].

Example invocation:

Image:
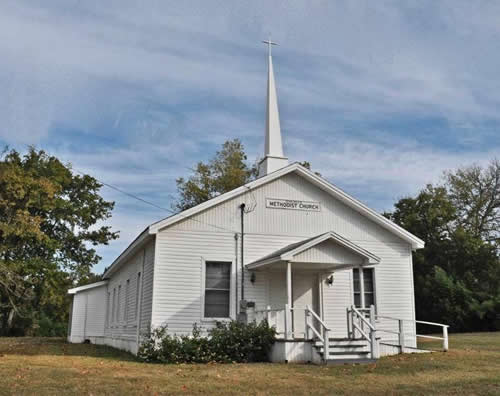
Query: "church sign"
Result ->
[[266, 198, 321, 212]]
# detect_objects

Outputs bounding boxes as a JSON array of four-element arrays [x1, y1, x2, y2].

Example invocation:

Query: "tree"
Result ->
[[174, 139, 258, 211], [299, 161, 322, 176], [386, 162, 500, 332], [0, 147, 117, 335], [445, 159, 500, 246]]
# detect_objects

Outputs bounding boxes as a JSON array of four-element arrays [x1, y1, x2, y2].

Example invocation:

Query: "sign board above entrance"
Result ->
[[266, 198, 321, 212]]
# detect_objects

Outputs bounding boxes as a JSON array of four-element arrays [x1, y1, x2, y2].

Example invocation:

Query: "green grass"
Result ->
[[0, 333, 499, 395]]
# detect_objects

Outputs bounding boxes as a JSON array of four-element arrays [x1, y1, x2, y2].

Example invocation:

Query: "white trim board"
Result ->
[[149, 163, 424, 249], [101, 162, 424, 284], [68, 281, 108, 295]]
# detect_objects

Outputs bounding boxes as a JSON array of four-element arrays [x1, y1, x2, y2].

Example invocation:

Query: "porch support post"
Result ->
[[443, 326, 449, 352], [370, 305, 379, 359], [286, 261, 293, 340], [398, 319, 405, 353]]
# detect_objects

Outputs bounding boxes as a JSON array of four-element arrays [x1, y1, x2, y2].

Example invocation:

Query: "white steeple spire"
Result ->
[[258, 38, 289, 177]]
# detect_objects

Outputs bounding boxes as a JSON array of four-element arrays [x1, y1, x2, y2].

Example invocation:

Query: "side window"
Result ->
[[363, 269, 375, 307], [112, 288, 116, 324], [106, 292, 111, 327], [135, 272, 141, 320], [117, 285, 121, 323], [353, 268, 375, 309], [204, 261, 231, 318], [124, 279, 130, 322]]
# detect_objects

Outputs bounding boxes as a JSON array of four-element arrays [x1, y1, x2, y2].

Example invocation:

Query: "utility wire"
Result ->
[[72, 168, 239, 234]]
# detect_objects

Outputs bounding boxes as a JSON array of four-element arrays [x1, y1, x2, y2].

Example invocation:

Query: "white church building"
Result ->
[[68, 44, 448, 364]]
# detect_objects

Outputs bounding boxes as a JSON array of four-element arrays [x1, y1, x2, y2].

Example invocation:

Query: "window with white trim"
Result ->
[[106, 292, 111, 327], [112, 288, 116, 324], [117, 285, 121, 323], [353, 268, 375, 308], [135, 272, 141, 320], [124, 279, 130, 322], [204, 261, 231, 318]]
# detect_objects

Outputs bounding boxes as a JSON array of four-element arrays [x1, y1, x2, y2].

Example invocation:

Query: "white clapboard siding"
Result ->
[[151, 172, 416, 349], [321, 241, 416, 346], [70, 292, 87, 339], [293, 240, 364, 264], [69, 283, 107, 342], [141, 239, 155, 335], [104, 238, 155, 347], [167, 172, 402, 245]]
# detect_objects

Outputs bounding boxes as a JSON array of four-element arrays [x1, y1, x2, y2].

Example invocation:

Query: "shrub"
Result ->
[[32, 314, 67, 337], [138, 320, 276, 364]]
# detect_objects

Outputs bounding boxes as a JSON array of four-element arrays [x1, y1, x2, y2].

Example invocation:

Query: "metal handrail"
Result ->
[[376, 328, 400, 335], [255, 308, 285, 313], [416, 320, 449, 328], [307, 306, 331, 331], [305, 305, 330, 361], [374, 314, 449, 352], [347, 305, 380, 359], [352, 322, 370, 340], [351, 306, 375, 331], [308, 322, 324, 342]]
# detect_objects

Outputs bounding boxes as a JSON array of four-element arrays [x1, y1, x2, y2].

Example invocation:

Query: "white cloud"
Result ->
[[1, 0, 499, 272]]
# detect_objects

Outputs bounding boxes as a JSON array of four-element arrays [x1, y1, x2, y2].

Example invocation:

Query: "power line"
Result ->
[[72, 168, 238, 234]]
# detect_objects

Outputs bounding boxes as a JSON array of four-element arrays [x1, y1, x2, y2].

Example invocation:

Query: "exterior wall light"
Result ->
[[250, 272, 256, 284]]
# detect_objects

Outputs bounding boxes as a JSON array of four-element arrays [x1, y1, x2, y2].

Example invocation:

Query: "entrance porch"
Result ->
[[247, 231, 382, 363]]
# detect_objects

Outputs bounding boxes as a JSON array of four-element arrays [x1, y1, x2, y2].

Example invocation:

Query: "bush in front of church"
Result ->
[[138, 320, 276, 363]]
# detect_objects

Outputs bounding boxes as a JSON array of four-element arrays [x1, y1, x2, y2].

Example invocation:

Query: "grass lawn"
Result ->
[[0, 333, 499, 395]]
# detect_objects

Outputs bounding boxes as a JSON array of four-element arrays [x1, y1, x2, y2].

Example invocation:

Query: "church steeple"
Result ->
[[258, 39, 289, 177]]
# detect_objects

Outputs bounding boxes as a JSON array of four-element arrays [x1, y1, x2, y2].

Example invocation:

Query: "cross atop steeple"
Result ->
[[262, 38, 278, 57], [258, 37, 289, 178]]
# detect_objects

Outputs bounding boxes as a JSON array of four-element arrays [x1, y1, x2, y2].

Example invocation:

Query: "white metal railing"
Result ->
[[376, 315, 449, 352], [254, 304, 332, 362], [305, 304, 331, 360], [255, 306, 286, 336], [347, 305, 379, 359]]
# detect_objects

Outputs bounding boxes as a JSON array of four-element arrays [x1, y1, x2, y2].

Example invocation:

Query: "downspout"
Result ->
[[239, 203, 246, 301], [234, 233, 239, 316]]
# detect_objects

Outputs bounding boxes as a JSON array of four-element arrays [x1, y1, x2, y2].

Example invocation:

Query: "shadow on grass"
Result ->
[[0, 337, 138, 361]]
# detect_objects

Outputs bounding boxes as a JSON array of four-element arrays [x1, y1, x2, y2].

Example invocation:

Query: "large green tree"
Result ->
[[0, 147, 117, 335], [173, 139, 322, 212], [386, 160, 500, 331], [174, 139, 258, 211]]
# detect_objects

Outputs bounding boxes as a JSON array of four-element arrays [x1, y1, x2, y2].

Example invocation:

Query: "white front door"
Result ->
[[292, 272, 318, 337]]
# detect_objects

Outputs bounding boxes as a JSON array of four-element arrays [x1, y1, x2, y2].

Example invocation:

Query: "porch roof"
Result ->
[[246, 231, 380, 271]]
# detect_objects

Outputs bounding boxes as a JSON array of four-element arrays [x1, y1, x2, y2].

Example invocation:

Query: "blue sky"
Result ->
[[1, 1, 499, 273]]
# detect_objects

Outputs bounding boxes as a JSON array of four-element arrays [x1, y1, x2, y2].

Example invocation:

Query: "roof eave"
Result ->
[[148, 163, 302, 234], [293, 167, 426, 249], [68, 280, 108, 295], [102, 228, 152, 278]]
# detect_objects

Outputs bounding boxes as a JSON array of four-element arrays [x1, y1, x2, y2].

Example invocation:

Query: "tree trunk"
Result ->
[[6, 308, 15, 334]]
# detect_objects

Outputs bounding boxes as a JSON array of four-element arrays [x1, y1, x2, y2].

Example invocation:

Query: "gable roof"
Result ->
[[102, 227, 152, 278], [103, 162, 423, 279], [148, 162, 424, 249], [246, 231, 380, 270]]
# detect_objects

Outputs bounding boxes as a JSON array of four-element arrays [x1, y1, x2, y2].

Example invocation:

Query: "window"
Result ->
[[204, 261, 231, 318], [106, 292, 111, 327], [112, 288, 116, 325], [353, 268, 375, 309], [124, 279, 130, 322], [117, 285, 121, 323], [135, 272, 141, 320]]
